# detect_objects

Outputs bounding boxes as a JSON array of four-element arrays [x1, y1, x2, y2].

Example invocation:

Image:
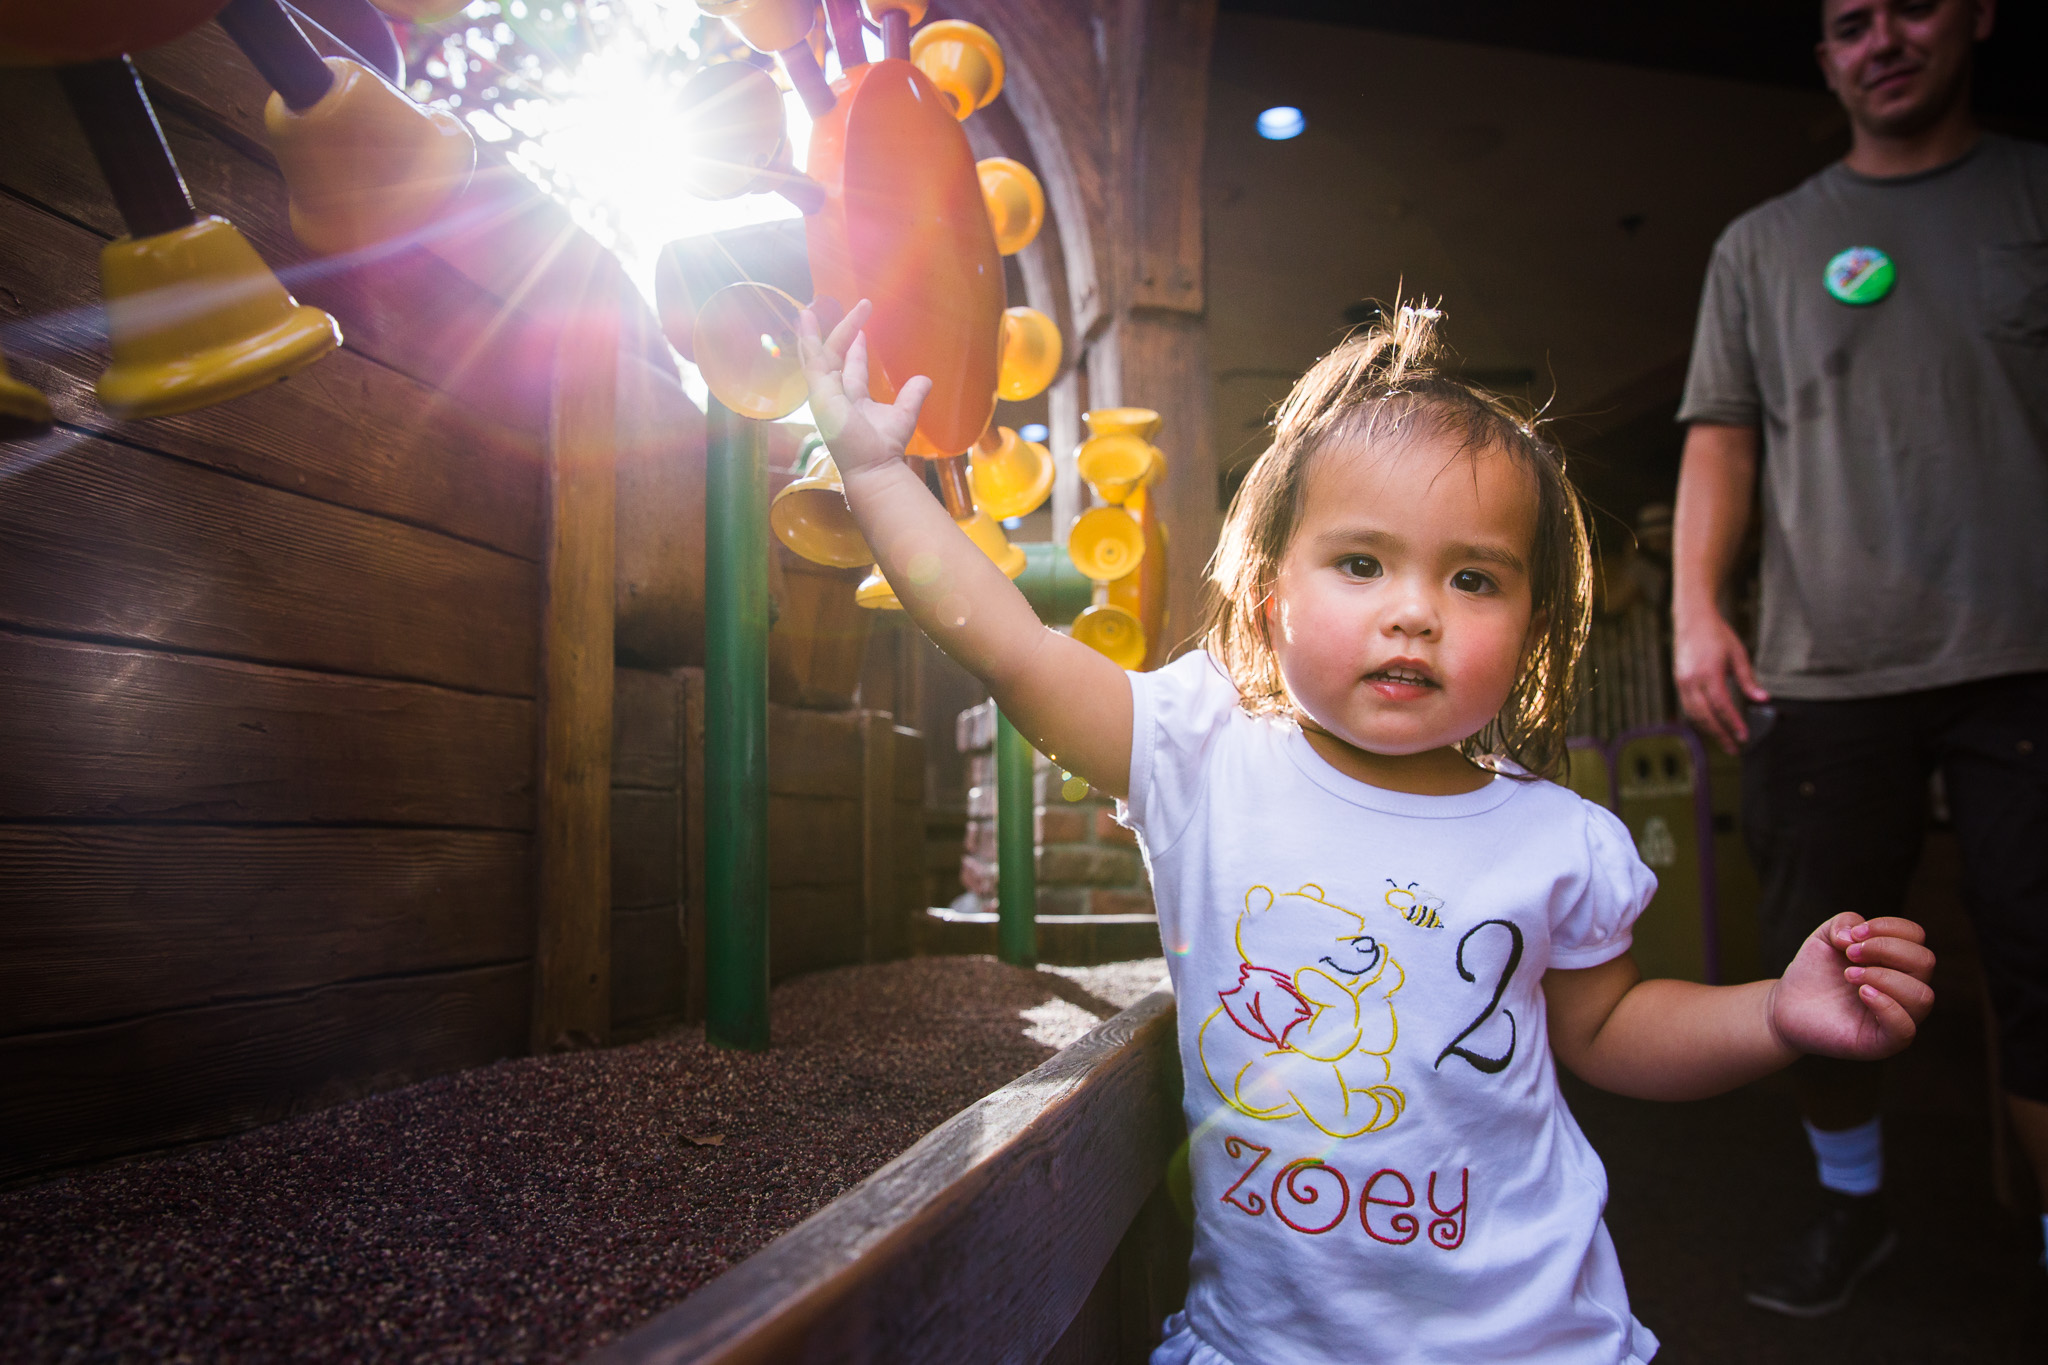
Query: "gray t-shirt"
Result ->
[[1678, 134, 2048, 700]]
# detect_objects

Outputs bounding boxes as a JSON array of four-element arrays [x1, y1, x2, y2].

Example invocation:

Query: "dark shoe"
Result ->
[[1744, 1191, 1897, 1318]]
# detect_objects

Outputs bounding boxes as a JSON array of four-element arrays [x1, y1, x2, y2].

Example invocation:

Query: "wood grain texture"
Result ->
[[611, 903, 687, 1030], [768, 706, 864, 799], [0, 630, 533, 825], [0, 430, 538, 694], [0, 964, 532, 1185], [612, 788, 682, 910], [0, 826, 532, 1036], [769, 885, 865, 985], [0, 186, 545, 558], [583, 990, 1183, 1365], [860, 714, 899, 964], [531, 299, 620, 1052], [613, 667, 681, 791], [1127, 0, 1215, 314], [614, 352, 708, 669], [768, 795, 864, 888]]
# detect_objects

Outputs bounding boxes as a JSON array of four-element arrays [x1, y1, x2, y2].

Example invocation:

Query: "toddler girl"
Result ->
[[799, 301, 1936, 1364]]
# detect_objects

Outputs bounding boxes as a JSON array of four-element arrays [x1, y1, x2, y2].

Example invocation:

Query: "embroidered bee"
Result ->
[[1384, 879, 1446, 930]]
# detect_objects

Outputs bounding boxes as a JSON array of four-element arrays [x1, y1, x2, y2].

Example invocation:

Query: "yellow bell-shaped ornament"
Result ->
[[0, 351, 53, 425], [1066, 505, 1145, 582], [968, 425, 1053, 521], [697, 0, 813, 53], [96, 216, 340, 420], [1075, 431, 1156, 506], [770, 452, 872, 568], [976, 157, 1043, 256], [909, 18, 1002, 119], [693, 281, 808, 420], [263, 57, 475, 256], [855, 565, 902, 611], [674, 61, 788, 200], [996, 305, 1060, 403], [959, 509, 1028, 578], [1084, 406, 1162, 442], [1071, 602, 1146, 670]]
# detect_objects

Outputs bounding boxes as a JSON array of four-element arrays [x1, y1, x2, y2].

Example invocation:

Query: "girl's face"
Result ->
[[1265, 434, 1539, 782]]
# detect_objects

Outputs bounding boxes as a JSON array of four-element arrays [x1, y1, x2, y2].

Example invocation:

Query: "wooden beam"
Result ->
[[582, 989, 1181, 1365], [531, 288, 620, 1053]]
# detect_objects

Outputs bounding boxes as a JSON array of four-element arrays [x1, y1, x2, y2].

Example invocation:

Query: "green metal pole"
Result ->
[[704, 398, 771, 1049], [995, 708, 1038, 967]]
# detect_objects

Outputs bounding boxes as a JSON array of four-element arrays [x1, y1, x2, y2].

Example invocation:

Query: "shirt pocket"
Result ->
[[1978, 240, 2048, 345]]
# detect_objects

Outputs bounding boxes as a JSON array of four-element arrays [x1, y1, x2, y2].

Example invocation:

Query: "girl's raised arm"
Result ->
[[800, 301, 1135, 798]]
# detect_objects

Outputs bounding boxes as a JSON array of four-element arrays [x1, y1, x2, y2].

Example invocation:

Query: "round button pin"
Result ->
[[1824, 246, 1895, 305]]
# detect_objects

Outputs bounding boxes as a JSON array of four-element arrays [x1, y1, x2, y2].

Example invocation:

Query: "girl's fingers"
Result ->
[[1845, 965, 1934, 1021], [843, 332, 872, 405], [1856, 916, 1928, 946], [1854, 980, 1920, 1045], [892, 373, 933, 423], [1845, 936, 1936, 979], [822, 298, 871, 367]]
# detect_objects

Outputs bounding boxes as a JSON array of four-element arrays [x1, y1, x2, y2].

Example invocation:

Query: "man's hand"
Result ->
[[1673, 605, 1769, 752], [1767, 914, 1936, 1062], [797, 298, 931, 480]]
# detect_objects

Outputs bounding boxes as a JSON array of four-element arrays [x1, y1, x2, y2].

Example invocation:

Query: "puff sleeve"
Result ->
[[1548, 801, 1658, 970], [1121, 650, 1242, 857]]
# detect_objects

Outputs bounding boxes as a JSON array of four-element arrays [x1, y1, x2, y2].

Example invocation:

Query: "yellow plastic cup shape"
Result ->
[[1075, 431, 1156, 506], [968, 425, 1053, 520], [976, 156, 1043, 256], [1067, 505, 1145, 582], [1072, 602, 1146, 670], [855, 508, 1025, 611], [1083, 406, 1162, 442], [694, 281, 808, 420], [675, 61, 788, 200], [263, 58, 475, 257], [770, 454, 873, 568], [698, 0, 813, 54], [96, 216, 340, 420], [909, 19, 1003, 120], [996, 305, 1060, 403], [0, 352, 53, 424]]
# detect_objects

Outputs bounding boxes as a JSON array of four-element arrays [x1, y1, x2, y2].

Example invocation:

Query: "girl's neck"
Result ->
[[1298, 723, 1495, 796]]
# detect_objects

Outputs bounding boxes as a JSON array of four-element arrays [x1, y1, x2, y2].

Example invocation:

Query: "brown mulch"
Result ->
[[0, 957, 1167, 1365]]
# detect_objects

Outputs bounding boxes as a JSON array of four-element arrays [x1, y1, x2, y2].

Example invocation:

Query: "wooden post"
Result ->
[[995, 708, 1037, 967], [859, 711, 901, 964], [531, 286, 619, 1053]]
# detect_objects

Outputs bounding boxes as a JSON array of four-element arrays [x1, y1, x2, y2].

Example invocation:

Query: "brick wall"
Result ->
[[956, 701, 1157, 916]]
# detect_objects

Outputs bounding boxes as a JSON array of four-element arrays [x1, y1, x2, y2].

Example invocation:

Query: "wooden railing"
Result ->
[[584, 989, 1187, 1365]]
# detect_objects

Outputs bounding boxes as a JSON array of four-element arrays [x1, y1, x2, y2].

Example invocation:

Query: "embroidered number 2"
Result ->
[[1435, 918, 1523, 1075]]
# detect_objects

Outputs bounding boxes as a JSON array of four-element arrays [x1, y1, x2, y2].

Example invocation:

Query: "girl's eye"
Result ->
[[1451, 569, 1496, 594], [1337, 555, 1382, 580]]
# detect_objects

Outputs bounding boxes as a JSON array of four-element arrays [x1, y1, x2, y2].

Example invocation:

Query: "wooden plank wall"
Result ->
[[0, 24, 646, 1182], [609, 667, 926, 1034]]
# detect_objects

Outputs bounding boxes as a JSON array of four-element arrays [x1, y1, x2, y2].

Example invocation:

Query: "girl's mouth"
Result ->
[[1363, 665, 1439, 691]]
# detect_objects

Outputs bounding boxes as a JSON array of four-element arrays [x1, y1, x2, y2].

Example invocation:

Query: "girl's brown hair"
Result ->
[[1201, 306, 1593, 780]]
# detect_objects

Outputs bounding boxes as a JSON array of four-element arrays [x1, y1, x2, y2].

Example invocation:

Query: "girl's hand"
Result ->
[[798, 299, 932, 480], [1767, 913, 1935, 1061]]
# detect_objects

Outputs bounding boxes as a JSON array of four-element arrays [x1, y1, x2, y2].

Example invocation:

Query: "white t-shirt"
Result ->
[[1126, 652, 1661, 1365]]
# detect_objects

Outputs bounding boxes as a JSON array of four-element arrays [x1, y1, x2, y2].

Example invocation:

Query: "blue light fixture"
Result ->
[[1257, 106, 1305, 140], [1019, 422, 1049, 443]]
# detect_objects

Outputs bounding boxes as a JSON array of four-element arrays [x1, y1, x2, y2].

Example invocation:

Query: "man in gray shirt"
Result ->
[[1674, 0, 2047, 1315]]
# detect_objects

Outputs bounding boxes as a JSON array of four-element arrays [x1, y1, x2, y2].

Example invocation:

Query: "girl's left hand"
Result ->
[[1767, 913, 1936, 1061]]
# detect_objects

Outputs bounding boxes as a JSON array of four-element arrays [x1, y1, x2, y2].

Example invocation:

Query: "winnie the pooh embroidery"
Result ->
[[1198, 883, 1407, 1138]]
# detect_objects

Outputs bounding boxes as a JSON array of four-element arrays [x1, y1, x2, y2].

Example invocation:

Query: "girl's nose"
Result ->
[[1384, 583, 1438, 638]]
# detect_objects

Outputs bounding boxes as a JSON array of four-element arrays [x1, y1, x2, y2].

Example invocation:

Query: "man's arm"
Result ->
[[1671, 421, 1767, 752]]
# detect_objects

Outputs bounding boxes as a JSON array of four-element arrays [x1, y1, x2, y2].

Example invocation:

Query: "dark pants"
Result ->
[[1743, 672, 2048, 1102]]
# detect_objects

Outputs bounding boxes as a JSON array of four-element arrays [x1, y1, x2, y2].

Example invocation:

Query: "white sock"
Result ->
[[1804, 1118, 1883, 1196]]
